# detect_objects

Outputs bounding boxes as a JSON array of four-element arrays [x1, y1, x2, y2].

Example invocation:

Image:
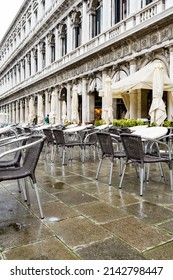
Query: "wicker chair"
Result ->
[[52, 129, 84, 164], [119, 133, 172, 196], [43, 128, 56, 162], [96, 132, 126, 185], [0, 135, 46, 218], [78, 129, 99, 161]]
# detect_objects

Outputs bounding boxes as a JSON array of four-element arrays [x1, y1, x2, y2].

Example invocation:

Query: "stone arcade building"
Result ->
[[1, 0, 173, 125]]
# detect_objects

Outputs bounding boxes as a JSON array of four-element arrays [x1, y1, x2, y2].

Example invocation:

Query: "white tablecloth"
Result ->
[[131, 126, 168, 139]]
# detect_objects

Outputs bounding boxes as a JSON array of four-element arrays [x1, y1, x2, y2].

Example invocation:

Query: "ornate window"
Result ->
[[48, 32, 55, 63], [40, 40, 46, 68], [61, 24, 67, 56], [141, 0, 153, 8], [89, 0, 102, 38], [113, 0, 128, 24], [72, 11, 82, 49]]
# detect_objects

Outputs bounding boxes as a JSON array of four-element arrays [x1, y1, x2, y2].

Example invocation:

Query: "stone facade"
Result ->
[[1, 0, 173, 124]]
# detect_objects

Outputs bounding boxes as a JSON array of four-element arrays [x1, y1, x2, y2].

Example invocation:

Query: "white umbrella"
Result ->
[[102, 77, 113, 124], [28, 97, 35, 123], [149, 61, 167, 125], [37, 94, 44, 124], [62, 101, 67, 124], [71, 85, 79, 124], [49, 90, 57, 124]]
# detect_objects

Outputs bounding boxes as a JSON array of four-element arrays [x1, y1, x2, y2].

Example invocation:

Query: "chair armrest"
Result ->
[[0, 135, 30, 148], [83, 130, 98, 143], [0, 135, 46, 159]]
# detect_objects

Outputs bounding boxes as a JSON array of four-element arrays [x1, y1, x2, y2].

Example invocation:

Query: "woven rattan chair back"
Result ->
[[22, 135, 45, 183], [97, 132, 114, 157], [43, 129, 54, 144], [120, 133, 144, 163], [52, 129, 65, 146]]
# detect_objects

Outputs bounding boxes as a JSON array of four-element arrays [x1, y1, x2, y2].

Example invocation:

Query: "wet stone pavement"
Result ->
[[1, 147, 173, 260]]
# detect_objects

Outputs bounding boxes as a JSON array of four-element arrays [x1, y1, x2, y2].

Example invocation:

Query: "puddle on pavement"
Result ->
[[44, 217, 60, 222]]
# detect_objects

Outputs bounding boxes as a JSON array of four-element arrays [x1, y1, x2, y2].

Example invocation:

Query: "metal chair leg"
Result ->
[[109, 161, 113, 185], [140, 167, 144, 196], [119, 164, 126, 189], [32, 182, 44, 219], [170, 169, 173, 191], [96, 158, 103, 180]]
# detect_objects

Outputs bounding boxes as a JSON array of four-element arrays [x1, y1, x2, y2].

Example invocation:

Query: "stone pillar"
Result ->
[[12, 102, 15, 123], [55, 25, 59, 60], [102, 0, 111, 31], [67, 16, 72, 53], [21, 60, 25, 81], [67, 83, 72, 121], [25, 98, 29, 123], [45, 35, 51, 66], [57, 89, 62, 123], [16, 63, 20, 84], [25, 54, 30, 78], [168, 47, 173, 120], [44, 90, 51, 116], [54, 87, 59, 124], [38, 43, 42, 71], [9, 104, 12, 123], [81, 1, 89, 44], [31, 49, 35, 76], [129, 0, 138, 14], [130, 59, 138, 119], [16, 101, 20, 124], [19, 99, 24, 124], [89, 12, 94, 39], [101, 70, 108, 116], [82, 78, 88, 125]]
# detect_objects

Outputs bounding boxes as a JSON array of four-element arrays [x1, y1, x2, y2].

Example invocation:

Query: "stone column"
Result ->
[[55, 25, 60, 60], [31, 48, 35, 76], [101, 70, 108, 117], [67, 16, 72, 53], [25, 55, 30, 78], [67, 83, 72, 121], [12, 102, 15, 123], [16, 101, 20, 124], [21, 59, 25, 81], [20, 99, 24, 124], [37, 43, 42, 71], [16, 63, 20, 84], [45, 35, 51, 66], [82, 78, 88, 125], [44, 90, 51, 116], [57, 88, 62, 123], [9, 104, 12, 123], [102, 0, 111, 31], [5, 105, 9, 124], [129, 59, 138, 119], [25, 98, 29, 123], [81, 1, 89, 44], [54, 87, 59, 124], [168, 47, 173, 120]]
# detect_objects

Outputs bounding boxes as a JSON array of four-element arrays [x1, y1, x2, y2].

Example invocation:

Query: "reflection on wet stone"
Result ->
[[1, 147, 173, 260]]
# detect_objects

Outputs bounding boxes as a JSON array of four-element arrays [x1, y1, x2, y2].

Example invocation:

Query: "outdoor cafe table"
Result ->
[[131, 126, 168, 139], [64, 125, 88, 133], [33, 124, 52, 131]]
